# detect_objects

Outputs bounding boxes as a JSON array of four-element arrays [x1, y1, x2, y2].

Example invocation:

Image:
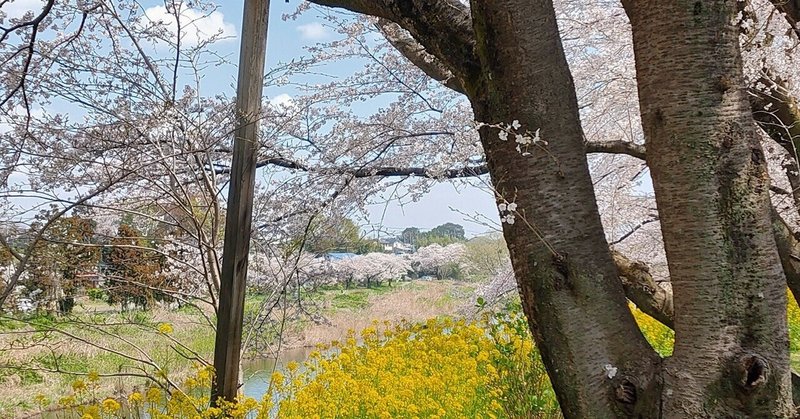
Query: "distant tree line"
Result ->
[[300, 217, 468, 255], [400, 223, 466, 248]]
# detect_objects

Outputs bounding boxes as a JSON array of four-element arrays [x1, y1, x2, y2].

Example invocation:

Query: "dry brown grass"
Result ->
[[285, 280, 474, 348], [0, 280, 477, 417]]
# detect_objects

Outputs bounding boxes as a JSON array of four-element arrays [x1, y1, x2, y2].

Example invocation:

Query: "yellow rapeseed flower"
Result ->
[[102, 398, 121, 413], [34, 393, 49, 408], [145, 387, 161, 403], [157, 322, 174, 334], [286, 361, 299, 373], [87, 370, 99, 383], [51, 303, 700, 418], [71, 379, 86, 393], [128, 391, 143, 404], [58, 395, 77, 407]]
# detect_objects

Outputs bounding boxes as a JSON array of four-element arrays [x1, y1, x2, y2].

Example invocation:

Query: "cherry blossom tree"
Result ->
[[333, 252, 411, 286], [285, 0, 800, 415], [410, 243, 466, 279], [3, 0, 800, 415]]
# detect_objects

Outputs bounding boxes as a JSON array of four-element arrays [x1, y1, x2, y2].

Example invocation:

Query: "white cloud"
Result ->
[[144, 4, 236, 47], [0, 0, 46, 21], [269, 94, 293, 108], [296, 22, 330, 41]]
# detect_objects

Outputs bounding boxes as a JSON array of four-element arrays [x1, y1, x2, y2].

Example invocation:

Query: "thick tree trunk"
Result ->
[[626, 0, 793, 415], [615, 246, 800, 410], [465, 1, 659, 417], [305, 0, 799, 416]]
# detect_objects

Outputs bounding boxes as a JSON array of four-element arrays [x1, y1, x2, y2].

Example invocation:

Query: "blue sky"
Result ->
[[1, 0, 498, 236], [202, 1, 499, 236]]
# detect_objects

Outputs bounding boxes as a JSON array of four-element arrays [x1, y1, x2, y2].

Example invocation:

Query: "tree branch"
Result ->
[[771, 207, 800, 303], [611, 250, 674, 328], [0, 0, 56, 114], [374, 18, 466, 94], [609, 216, 659, 246], [306, 0, 479, 85], [586, 140, 647, 160], [749, 76, 800, 154], [250, 156, 489, 179], [215, 139, 650, 181]]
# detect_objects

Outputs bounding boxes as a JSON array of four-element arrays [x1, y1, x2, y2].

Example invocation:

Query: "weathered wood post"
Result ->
[[211, 0, 270, 404]]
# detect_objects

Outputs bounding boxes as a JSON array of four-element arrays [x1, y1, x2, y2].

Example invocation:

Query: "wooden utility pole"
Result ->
[[211, 0, 270, 404]]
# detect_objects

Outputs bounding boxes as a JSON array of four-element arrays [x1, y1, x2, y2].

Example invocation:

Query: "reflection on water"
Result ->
[[241, 346, 314, 400]]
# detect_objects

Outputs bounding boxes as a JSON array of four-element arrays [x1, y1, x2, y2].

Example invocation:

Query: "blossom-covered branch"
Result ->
[[767, 0, 800, 39]]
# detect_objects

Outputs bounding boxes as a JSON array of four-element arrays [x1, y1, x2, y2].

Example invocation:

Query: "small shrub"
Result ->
[[87, 288, 107, 302], [57, 297, 75, 315]]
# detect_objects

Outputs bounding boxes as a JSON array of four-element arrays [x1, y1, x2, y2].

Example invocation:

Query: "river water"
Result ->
[[241, 346, 314, 400], [39, 347, 314, 418]]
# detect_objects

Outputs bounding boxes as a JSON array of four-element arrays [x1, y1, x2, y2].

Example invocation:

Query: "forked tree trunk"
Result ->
[[304, 0, 798, 415], [464, 1, 659, 416], [625, 0, 793, 415]]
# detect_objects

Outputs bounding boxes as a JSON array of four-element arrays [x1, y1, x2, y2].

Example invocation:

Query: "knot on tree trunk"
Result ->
[[550, 253, 573, 291], [610, 375, 642, 417], [614, 378, 637, 404], [738, 353, 769, 391], [552, 252, 569, 278]]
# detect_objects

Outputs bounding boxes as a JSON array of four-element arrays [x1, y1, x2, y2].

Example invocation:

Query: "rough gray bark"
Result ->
[[612, 250, 674, 329], [625, 0, 793, 415], [305, 0, 799, 416], [466, 1, 661, 417]]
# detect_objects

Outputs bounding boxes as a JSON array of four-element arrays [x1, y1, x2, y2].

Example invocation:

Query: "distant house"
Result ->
[[77, 271, 104, 288], [378, 238, 414, 254], [323, 252, 358, 261]]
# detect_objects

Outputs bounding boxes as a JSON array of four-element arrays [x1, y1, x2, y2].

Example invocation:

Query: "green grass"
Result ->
[[330, 291, 371, 310], [0, 365, 43, 385], [305, 283, 397, 312], [0, 298, 218, 417], [792, 353, 800, 371]]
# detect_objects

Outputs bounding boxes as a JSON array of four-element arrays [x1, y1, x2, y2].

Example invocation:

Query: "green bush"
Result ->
[[86, 288, 106, 301]]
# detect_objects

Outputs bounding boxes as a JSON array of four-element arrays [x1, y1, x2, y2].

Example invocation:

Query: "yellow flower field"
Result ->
[[47, 295, 800, 418]]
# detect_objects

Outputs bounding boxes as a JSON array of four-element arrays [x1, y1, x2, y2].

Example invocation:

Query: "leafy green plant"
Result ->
[[87, 288, 107, 302]]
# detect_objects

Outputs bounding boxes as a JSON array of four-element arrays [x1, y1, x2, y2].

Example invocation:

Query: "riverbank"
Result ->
[[0, 280, 475, 417]]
